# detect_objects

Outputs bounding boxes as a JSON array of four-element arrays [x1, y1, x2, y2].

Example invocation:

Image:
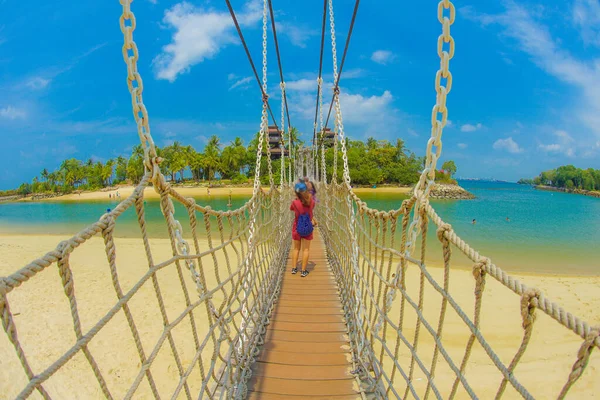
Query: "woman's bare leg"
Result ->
[[301, 239, 312, 272], [291, 240, 301, 271]]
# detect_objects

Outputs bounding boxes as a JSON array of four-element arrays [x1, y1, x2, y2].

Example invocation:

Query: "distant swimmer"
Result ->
[[506, 217, 510, 222], [472, 219, 476, 225]]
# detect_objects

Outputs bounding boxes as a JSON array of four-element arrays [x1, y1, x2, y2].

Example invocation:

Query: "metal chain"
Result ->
[[261, 0, 274, 189], [119, 0, 158, 176], [280, 82, 286, 189], [325, 0, 376, 388], [120, 0, 198, 286], [289, 130, 293, 184], [234, 2, 271, 387], [328, 0, 340, 184], [119, 2, 232, 380], [318, 78, 327, 185], [406, 0, 455, 256]]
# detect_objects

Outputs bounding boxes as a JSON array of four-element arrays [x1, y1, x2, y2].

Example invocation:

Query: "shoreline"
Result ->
[[535, 184, 600, 198], [7, 184, 415, 203], [0, 232, 596, 279]]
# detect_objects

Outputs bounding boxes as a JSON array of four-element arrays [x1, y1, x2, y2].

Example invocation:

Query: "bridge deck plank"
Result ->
[[248, 230, 360, 398]]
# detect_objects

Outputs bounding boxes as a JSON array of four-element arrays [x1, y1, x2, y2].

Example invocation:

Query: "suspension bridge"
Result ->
[[1, 0, 598, 399]]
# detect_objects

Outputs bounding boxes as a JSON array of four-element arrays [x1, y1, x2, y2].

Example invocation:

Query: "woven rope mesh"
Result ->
[[1, 177, 292, 399]]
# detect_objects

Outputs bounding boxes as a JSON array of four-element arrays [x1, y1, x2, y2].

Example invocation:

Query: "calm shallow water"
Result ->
[[356, 181, 600, 275], [1, 181, 598, 275]]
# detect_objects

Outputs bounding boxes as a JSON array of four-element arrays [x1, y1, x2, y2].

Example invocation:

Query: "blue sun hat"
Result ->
[[294, 182, 307, 193]]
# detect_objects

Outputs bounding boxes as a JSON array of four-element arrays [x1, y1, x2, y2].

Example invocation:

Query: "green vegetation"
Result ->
[[1, 132, 460, 197], [522, 165, 600, 191], [517, 178, 534, 185], [435, 160, 458, 184]]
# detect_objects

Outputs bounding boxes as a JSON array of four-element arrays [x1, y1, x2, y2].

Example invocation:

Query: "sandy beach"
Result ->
[[1, 233, 598, 398], [15, 184, 414, 203]]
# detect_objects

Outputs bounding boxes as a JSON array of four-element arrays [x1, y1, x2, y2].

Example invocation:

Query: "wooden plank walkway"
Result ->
[[248, 230, 361, 399]]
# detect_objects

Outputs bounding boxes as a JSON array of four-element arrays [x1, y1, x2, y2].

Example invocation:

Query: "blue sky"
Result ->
[[1, 0, 600, 189]]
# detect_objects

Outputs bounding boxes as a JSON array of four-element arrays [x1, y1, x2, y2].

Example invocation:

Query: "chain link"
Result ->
[[119, 0, 159, 177], [317, 77, 327, 184], [325, 0, 375, 386], [406, 1, 455, 256], [119, 4, 236, 376], [328, 0, 340, 184], [120, 0, 197, 287], [280, 82, 286, 189], [261, 0, 274, 189]]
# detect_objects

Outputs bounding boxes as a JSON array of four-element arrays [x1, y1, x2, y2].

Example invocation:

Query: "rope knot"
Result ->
[[436, 222, 452, 243], [56, 240, 72, 260], [520, 288, 541, 330], [333, 86, 340, 95], [559, 326, 600, 397], [262, 93, 269, 103], [472, 259, 488, 281], [0, 277, 9, 298], [472, 259, 489, 294]]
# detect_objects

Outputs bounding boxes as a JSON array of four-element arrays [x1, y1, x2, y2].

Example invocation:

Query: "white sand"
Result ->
[[1, 235, 598, 399], [20, 185, 413, 203]]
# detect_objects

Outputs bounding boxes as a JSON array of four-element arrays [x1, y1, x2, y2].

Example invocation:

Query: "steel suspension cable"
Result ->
[[267, 0, 292, 131], [323, 0, 360, 131], [225, 0, 280, 131], [312, 0, 329, 149]]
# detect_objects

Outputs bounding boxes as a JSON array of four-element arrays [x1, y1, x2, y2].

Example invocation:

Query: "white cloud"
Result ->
[[553, 130, 574, 142], [538, 143, 561, 152], [154, 1, 261, 82], [288, 86, 399, 138], [148, 0, 158, 3], [460, 123, 483, 132], [446, 120, 453, 127], [26, 77, 50, 90], [276, 23, 317, 48], [537, 130, 575, 156], [284, 70, 364, 93], [458, 143, 468, 149], [573, 0, 600, 46], [227, 73, 237, 81], [461, 2, 600, 140], [407, 128, 419, 137], [286, 78, 318, 92], [493, 137, 523, 154], [0, 106, 26, 120], [229, 76, 253, 90], [371, 50, 396, 65], [338, 91, 395, 125]]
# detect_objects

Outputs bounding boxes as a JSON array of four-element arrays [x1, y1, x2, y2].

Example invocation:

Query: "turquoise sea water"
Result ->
[[0, 181, 598, 275], [357, 181, 600, 275]]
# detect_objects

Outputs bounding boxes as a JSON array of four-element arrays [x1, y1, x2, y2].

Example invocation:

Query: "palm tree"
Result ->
[[204, 135, 221, 183], [188, 150, 205, 181], [115, 156, 128, 182], [127, 145, 145, 183], [221, 137, 247, 177], [101, 159, 115, 186], [170, 141, 187, 182], [395, 138, 406, 162], [40, 168, 49, 183]]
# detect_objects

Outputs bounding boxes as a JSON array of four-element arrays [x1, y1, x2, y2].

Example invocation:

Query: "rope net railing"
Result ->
[[315, 179, 599, 399], [1, 174, 293, 399]]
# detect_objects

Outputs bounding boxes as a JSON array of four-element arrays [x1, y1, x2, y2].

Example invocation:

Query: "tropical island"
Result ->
[[518, 165, 600, 198], [0, 132, 473, 201]]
